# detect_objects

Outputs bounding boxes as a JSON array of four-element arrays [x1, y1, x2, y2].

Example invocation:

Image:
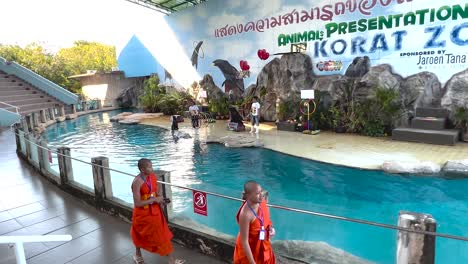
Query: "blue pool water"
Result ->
[[44, 110, 468, 263]]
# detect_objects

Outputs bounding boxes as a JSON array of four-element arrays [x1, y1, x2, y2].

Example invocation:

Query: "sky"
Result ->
[[0, 0, 200, 87], [0, 0, 162, 54]]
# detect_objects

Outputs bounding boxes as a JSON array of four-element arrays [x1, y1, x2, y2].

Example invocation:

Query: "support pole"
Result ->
[[57, 147, 73, 185], [14, 242, 26, 264], [397, 211, 436, 264], [92, 156, 113, 201]]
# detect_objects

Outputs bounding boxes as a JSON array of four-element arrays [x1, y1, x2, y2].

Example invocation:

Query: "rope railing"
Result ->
[[11, 126, 468, 242]]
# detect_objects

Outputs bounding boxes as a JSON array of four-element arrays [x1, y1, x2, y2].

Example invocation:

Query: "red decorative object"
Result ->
[[240, 60, 250, 71], [257, 49, 270, 60]]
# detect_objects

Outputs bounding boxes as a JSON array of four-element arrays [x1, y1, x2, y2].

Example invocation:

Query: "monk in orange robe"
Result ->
[[130, 158, 184, 264], [234, 181, 276, 264]]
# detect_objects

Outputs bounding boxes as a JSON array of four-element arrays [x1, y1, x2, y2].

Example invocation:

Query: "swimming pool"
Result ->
[[44, 110, 468, 263]]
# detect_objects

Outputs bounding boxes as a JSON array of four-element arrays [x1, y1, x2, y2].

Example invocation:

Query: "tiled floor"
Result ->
[[141, 116, 468, 170], [0, 128, 226, 264]]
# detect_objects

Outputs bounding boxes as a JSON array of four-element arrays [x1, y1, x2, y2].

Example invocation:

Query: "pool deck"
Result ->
[[141, 116, 468, 170], [0, 128, 225, 264]]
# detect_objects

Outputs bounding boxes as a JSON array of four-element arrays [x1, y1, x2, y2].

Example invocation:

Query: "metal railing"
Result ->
[[0, 235, 72, 264], [10, 126, 468, 243]]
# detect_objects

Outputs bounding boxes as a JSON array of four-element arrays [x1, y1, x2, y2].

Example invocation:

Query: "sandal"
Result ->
[[133, 255, 145, 264]]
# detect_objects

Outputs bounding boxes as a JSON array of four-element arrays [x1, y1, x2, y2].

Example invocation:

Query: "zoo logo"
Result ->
[[316, 60, 343, 72]]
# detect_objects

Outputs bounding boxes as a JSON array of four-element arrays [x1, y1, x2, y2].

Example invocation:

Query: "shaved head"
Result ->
[[138, 158, 151, 170], [244, 180, 259, 194], [243, 180, 263, 204]]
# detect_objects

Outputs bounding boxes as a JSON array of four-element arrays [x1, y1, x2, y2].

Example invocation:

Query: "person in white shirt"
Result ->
[[250, 96, 260, 134], [189, 103, 200, 128]]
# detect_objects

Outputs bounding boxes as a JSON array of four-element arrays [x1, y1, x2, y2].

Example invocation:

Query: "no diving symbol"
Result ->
[[193, 191, 207, 216]]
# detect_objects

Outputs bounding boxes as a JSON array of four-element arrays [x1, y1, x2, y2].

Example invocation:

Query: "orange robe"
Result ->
[[233, 200, 276, 264], [130, 173, 174, 256]]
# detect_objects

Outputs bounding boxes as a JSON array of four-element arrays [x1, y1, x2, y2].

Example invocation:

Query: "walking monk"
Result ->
[[130, 158, 184, 264], [234, 181, 276, 264]]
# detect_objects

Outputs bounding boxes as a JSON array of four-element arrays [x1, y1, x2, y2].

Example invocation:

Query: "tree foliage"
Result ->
[[0, 41, 117, 93], [139, 75, 195, 115]]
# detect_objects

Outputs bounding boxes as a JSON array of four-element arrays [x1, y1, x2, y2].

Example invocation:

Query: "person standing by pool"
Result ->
[[189, 102, 200, 129], [250, 96, 261, 134], [234, 181, 276, 264], [130, 158, 184, 264]]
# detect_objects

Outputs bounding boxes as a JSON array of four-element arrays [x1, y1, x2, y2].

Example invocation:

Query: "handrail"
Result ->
[[0, 101, 20, 114], [0, 235, 72, 264], [12, 129, 468, 242], [0, 57, 78, 105], [0, 235, 72, 243]]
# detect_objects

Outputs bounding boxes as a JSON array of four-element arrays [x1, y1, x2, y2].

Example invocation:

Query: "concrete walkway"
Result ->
[[0, 128, 225, 264]]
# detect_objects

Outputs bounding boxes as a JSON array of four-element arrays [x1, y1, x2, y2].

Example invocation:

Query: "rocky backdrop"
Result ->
[[200, 53, 468, 123]]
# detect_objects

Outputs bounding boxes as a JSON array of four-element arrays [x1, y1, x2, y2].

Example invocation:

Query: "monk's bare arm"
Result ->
[[132, 178, 157, 208], [239, 210, 256, 264]]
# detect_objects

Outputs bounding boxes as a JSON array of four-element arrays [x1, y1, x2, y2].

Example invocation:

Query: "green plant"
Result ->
[[278, 99, 298, 121], [139, 75, 161, 112], [329, 105, 345, 129], [362, 120, 386, 137], [310, 90, 332, 130], [345, 87, 403, 136], [208, 97, 230, 116], [454, 107, 468, 130], [139, 75, 195, 114]]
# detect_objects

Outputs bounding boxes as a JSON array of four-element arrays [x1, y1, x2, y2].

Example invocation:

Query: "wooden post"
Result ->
[[20, 118, 29, 133], [37, 140, 51, 175], [57, 147, 73, 185], [32, 112, 39, 127], [24, 133, 32, 160], [156, 170, 172, 220], [397, 211, 436, 264], [71, 104, 77, 114], [39, 109, 47, 123], [81, 101, 88, 112], [14, 125, 23, 152], [97, 100, 103, 110], [58, 105, 65, 117], [49, 108, 56, 121], [26, 115, 34, 132], [91, 156, 113, 201]]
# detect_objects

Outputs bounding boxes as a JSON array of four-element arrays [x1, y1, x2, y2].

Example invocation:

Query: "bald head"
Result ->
[[244, 180, 259, 193], [138, 158, 153, 176], [243, 180, 263, 203], [138, 158, 152, 170]]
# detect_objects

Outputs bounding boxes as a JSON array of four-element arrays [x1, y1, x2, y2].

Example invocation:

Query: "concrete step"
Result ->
[[416, 107, 449, 118], [0, 87, 31, 92], [411, 117, 446, 130], [16, 102, 58, 115], [0, 90, 39, 96], [0, 84, 27, 89], [0, 78, 21, 83], [2, 97, 56, 106], [0, 94, 47, 101], [392, 128, 460, 146]]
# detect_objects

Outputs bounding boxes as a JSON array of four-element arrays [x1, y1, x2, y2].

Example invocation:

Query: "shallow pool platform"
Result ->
[[141, 116, 468, 170]]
